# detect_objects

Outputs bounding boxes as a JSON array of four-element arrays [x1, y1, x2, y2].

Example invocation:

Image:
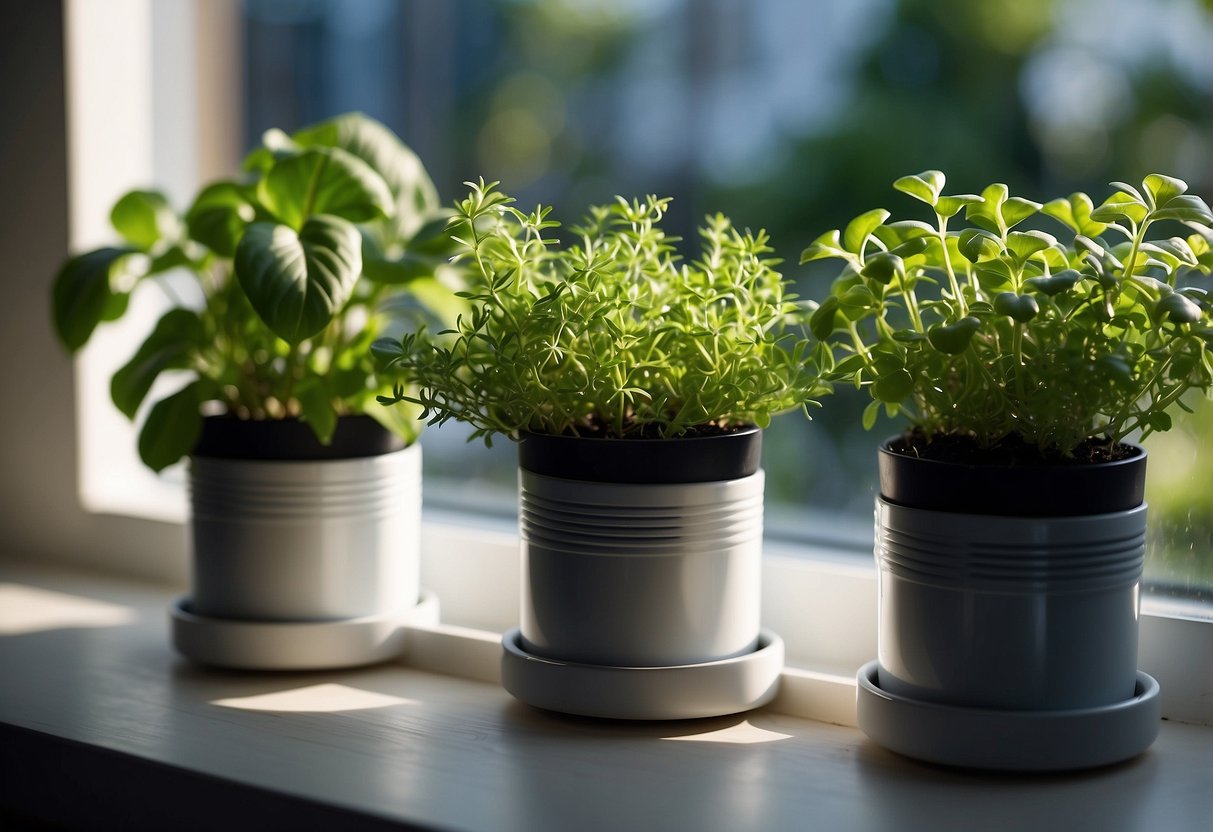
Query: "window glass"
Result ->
[[241, 0, 1213, 602]]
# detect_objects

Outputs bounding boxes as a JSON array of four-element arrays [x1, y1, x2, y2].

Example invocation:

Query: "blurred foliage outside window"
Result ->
[[242, 0, 1213, 600]]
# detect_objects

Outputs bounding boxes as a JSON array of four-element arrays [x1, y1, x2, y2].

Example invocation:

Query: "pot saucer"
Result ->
[[856, 660, 1160, 771], [501, 628, 783, 720], [170, 590, 440, 671]]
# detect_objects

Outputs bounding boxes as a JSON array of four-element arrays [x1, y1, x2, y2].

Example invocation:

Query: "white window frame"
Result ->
[[58, 0, 1213, 729]]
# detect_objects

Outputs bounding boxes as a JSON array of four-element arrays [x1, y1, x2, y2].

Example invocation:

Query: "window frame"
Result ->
[[50, 0, 1213, 729]]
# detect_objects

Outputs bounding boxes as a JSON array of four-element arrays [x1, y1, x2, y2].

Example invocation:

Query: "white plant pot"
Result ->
[[501, 428, 783, 719], [520, 469, 764, 667], [170, 417, 426, 670], [189, 445, 421, 621]]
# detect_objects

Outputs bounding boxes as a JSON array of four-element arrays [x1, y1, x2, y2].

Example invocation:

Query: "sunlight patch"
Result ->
[[0, 583, 136, 635], [662, 719, 793, 745], [212, 683, 417, 713]]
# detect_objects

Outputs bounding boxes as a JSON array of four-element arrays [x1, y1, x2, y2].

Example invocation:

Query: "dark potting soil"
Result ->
[[886, 429, 1139, 468], [552, 418, 753, 440]]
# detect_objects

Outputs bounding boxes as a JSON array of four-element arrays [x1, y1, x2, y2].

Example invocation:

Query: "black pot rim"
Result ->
[[192, 414, 407, 462], [878, 435, 1147, 517], [518, 426, 763, 484]]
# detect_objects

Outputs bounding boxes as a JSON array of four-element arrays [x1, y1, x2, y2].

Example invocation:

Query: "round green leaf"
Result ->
[[51, 247, 138, 352], [957, 229, 1002, 263], [1024, 269, 1081, 296], [843, 209, 890, 256], [138, 380, 209, 472], [993, 292, 1040, 323], [873, 369, 913, 403], [927, 317, 981, 354], [234, 215, 363, 344], [111, 308, 205, 419], [186, 181, 256, 257], [110, 190, 180, 251], [893, 171, 945, 206]]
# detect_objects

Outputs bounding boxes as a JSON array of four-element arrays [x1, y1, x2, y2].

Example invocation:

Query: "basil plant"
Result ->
[[804, 172, 1213, 460], [52, 113, 456, 470]]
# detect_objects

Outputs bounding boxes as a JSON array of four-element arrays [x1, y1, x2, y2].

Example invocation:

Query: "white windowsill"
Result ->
[[2, 559, 1211, 832]]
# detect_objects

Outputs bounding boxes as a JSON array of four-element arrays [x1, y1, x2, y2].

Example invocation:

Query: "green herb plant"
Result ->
[[375, 180, 824, 444], [52, 113, 456, 470], [803, 171, 1213, 459]]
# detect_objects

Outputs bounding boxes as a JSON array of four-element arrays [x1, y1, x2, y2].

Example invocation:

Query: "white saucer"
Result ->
[[856, 660, 1160, 771], [501, 628, 783, 720], [170, 590, 440, 671]]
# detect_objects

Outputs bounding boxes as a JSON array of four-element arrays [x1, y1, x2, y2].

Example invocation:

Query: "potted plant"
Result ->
[[51, 113, 454, 669], [375, 180, 825, 718], [803, 171, 1213, 769]]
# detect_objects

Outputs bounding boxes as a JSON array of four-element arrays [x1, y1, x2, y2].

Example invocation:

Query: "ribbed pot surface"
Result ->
[[189, 444, 421, 621], [875, 498, 1145, 709], [519, 470, 764, 667]]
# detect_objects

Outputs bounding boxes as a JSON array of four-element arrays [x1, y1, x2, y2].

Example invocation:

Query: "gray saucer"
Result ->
[[501, 628, 783, 720], [171, 590, 440, 671], [856, 660, 1161, 771]]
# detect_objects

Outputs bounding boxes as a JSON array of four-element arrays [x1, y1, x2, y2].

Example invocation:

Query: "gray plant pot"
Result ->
[[858, 439, 1160, 769], [876, 499, 1145, 709]]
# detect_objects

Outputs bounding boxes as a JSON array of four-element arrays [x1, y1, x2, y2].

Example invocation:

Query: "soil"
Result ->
[[556, 418, 753, 440], [887, 429, 1140, 467]]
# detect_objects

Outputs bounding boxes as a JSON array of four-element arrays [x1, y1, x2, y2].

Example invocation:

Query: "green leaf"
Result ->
[[1002, 197, 1041, 230], [843, 209, 890, 255], [186, 181, 256, 257], [110, 308, 205, 419], [1092, 191, 1149, 225], [934, 193, 981, 219], [873, 369, 913, 403], [110, 190, 180, 251], [965, 183, 1009, 234], [1151, 194, 1213, 225], [993, 292, 1040, 323], [862, 398, 882, 430], [234, 215, 363, 344], [809, 296, 840, 340], [1145, 411, 1172, 433], [51, 247, 138, 352], [370, 336, 405, 370], [839, 284, 878, 320], [1024, 269, 1081, 296], [1156, 293, 1202, 324], [138, 380, 210, 472], [1006, 230, 1057, 262], [295, 378, 338, 444], [1142, 174, 1187, 210], [860, 252, 904, 285], [257, 147, 393, 230], [893, 171, 945, 206], [927, 317, 981, 354], [800, 229, 847, 263], [291, 112, 441, 240], [957, 229, 1002, 263]]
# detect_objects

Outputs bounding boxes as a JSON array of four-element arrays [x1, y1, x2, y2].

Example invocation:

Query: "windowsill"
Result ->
[[2, 560, 1212, 831]]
